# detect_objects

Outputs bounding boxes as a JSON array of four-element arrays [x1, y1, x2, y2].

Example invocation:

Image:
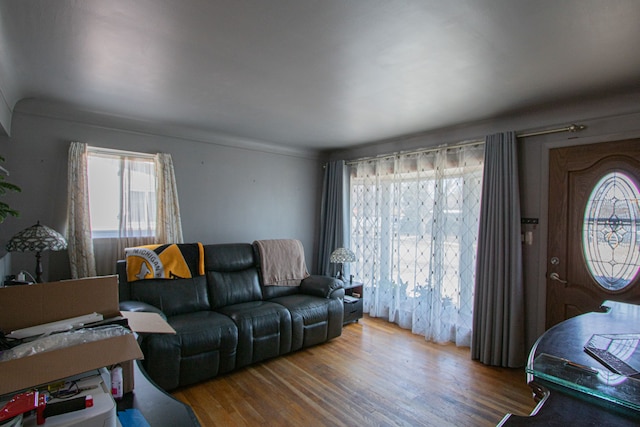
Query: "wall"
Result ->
[[3, 91, 640, 349], [328, 89, 640, 350], [0, 99, 325, 282]]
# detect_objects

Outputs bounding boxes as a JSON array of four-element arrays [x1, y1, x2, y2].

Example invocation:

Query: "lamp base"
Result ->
[[35, 251, 43, 283]]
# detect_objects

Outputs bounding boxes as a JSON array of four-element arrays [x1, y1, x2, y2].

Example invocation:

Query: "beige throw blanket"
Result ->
[[254, 239, 310, 286]]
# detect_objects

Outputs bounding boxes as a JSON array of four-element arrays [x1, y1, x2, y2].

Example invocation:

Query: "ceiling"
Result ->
[[1, 1, 640, 151]]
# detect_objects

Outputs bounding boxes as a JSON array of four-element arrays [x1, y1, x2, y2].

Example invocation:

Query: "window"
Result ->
[[583, 171, 640, 290], [68, 142, 182, 279], [349, 144, 484, 346], [87, 148, 157, 239]]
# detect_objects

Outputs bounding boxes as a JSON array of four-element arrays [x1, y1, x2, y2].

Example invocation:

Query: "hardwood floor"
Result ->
[[172, 315, 536, 426]]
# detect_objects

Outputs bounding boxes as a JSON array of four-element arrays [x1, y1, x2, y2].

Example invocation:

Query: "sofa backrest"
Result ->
[[116, 260, 211, 316], [204, 243, 263, 309], [130, 276, 211, 317]]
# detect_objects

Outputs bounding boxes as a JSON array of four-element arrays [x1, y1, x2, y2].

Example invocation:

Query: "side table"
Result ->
[[342, 281, 364, 324]]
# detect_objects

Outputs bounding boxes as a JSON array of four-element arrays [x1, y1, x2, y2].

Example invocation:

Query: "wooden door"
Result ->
[[546, 139, 640, 328]]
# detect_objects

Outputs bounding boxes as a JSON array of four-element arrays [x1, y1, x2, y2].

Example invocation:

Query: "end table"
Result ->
[[342, 281, 363, 324]]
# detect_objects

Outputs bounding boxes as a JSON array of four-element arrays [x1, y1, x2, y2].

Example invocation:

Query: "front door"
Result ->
[[546, 139, 640, 328]]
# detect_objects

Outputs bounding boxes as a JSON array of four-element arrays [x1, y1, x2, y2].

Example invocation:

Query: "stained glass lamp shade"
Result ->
[[330, 247, 356, 281], [6, 221, 68, 283]]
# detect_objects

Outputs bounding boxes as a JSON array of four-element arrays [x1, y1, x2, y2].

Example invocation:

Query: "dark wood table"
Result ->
[[500, 301, 640, 425], [117, 360, 200, 426], [342, 281, 363, 324]]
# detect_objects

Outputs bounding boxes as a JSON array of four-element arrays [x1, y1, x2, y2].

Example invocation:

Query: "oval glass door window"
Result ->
[[583, 171, 640, 291]]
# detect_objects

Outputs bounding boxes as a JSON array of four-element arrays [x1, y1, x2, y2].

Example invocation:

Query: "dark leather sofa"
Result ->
[[117, 242, 344, 391]]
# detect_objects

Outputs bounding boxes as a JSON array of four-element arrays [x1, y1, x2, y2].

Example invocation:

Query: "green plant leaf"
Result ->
[[0, 181, 21, 193], [0, 155, 21, 221]]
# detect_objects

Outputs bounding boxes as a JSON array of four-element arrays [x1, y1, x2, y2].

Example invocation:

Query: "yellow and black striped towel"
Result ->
[[125, 242, 205, 282]]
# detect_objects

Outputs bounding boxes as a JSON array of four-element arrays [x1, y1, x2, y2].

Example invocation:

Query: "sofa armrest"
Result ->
[[300, 275, 344, 299], [119, 300, 167, 321]]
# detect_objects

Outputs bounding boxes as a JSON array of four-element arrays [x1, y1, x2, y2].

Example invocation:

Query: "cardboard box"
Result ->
[[121, 311, 176, 334], [0, 275, 173, 396]]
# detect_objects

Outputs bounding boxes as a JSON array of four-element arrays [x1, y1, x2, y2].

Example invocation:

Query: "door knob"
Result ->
[[549, 272, 568, 284]]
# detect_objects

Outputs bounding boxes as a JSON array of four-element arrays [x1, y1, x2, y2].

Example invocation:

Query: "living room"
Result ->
[[1, 1, 640, 425]]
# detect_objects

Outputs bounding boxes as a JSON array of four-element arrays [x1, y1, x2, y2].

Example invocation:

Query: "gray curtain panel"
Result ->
[[471, 131, 526, 367], [316, 160, 347, 276]]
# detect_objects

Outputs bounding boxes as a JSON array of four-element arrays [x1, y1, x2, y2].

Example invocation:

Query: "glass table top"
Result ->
[[528, 352, 640, 411]]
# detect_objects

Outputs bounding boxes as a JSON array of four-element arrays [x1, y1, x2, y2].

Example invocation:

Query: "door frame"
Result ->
[[534, 131, 640, 338], [545, 139, 640, 327]]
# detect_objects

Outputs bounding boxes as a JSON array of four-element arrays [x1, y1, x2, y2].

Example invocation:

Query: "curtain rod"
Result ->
[[345, 123, 586, 165]]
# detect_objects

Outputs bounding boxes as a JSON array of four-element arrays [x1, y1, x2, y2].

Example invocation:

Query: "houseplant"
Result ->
[[0, 155, 21, 222]]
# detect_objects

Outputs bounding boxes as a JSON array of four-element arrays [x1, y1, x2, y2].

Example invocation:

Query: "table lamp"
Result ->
[[329, 247, 356, 282], [6, 221, 68, 283]]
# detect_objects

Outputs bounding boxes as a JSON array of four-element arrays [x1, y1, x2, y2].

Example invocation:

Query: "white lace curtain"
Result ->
[[67, 142, 183, 278], [349, 144, 484, 346]]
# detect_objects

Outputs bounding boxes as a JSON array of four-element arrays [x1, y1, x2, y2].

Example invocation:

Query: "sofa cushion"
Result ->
[[204, 243, 263, 308], [130, 275, 210, 317]]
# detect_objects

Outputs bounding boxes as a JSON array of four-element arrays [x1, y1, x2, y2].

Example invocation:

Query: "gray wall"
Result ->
[[0, 99, 325, 282], [329, 89, 640, 351], [4, 91, 640, 350]]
